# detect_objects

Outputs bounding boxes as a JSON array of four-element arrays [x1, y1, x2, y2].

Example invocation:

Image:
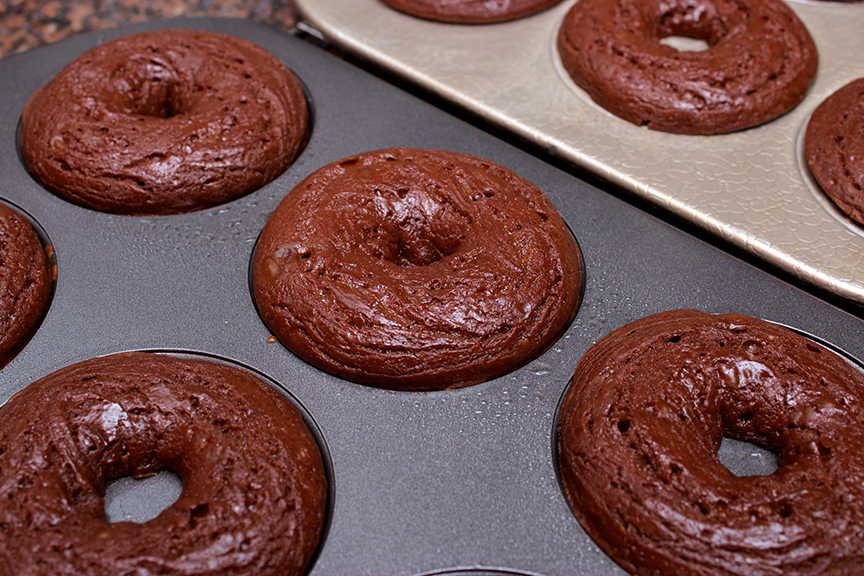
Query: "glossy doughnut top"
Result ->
[[557, 0, 818, 134], [559, 310, 864, 576], [19, 29, 309, 215], [0, 352, 327, 575], [253, 148, 583, 391]]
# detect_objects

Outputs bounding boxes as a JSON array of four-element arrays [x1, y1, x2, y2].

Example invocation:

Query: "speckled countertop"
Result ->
[[0, 0, 298, 59]]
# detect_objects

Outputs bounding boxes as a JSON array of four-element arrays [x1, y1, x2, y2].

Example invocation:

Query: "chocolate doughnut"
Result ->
[[378, 0, 562, 23], [557, 0, 818, 134], [0, 202, 51, 368], [252, 148, 582, 391], [20, 30, 309, 216], [558, 310, 864, 576], [805, 78, 864, 225], [0, 352, 327, 575]]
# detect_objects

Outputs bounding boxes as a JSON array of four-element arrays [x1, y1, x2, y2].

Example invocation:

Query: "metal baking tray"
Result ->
[[2, 17, 864, 576], [294, 0, 864, 307]]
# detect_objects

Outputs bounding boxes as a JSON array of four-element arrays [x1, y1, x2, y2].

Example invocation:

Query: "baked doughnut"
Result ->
[[558, 310, 864, 576], [557, 0, 818, 134], [252, 148, 582, 391], [0, 202, 51, 368], [805, 78, 864, 225], [0, 352, 327, 575], [20, 29, 309, 216], [378, 0, 562, 23]]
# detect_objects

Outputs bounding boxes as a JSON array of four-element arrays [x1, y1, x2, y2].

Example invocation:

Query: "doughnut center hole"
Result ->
[[655, 3, 727, 51], [113, 55, 184, 118], [717, 437, 778, 477], [658, 36, 710, 52], [129, 78, 182, 119], [104, 470, 183, 523], [373, 188, 470, 267]]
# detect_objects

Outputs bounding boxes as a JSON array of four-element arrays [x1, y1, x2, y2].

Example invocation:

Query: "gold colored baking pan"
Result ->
[[295, 0, 864, 305]]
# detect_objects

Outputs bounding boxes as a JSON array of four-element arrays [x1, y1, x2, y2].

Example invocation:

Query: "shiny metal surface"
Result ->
[[296, 0, 864, 304]]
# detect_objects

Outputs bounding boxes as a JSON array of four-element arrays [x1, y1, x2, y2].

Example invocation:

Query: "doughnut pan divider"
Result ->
[[294, 0, 864, 308], [2, 17, 864, 576]]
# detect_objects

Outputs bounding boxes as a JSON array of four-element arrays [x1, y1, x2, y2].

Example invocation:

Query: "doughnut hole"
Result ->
[[658, 36, 710, 52], [106, 53, 187, 118], [652, 0, 734, 49], [711, 350, 849, 477], [347, 186, 472, 267], [717, 437, 779, 477], [715, 400, 781, 477], [104, 471, 183, 523]]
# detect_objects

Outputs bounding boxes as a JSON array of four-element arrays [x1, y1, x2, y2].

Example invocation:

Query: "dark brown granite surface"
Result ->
[[0, 0, 298, 60]]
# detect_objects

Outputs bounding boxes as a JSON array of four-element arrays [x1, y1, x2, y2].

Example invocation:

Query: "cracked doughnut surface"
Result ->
[[558, 310, 864, 576], [0, 352, 327, 576], [378, 0, 562, 23], [0, 203, 51, 368], [557, 0, 818, 134], [252, 148, 582, 391], [805, 78, 864, 225], [19, 29, 308, 215]]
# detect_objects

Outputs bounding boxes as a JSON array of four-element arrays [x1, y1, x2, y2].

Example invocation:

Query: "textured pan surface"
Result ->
[[295, 0, 864, 305], [2, 17, 864, 576]]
